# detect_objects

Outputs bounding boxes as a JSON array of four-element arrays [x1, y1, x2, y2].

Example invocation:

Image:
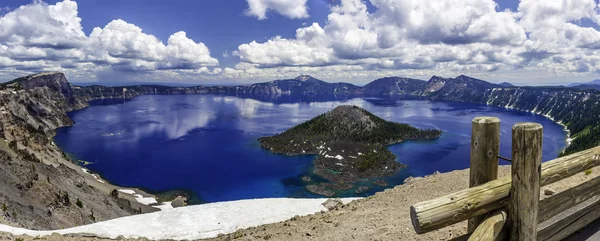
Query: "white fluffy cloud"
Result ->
[[3, 0, 600, 84], [237, 0, 528, 71], [235, 0, 600, 82], [245, 0, 309, 20], [0, 0, 218, 77], [0, 0, 86, 49]]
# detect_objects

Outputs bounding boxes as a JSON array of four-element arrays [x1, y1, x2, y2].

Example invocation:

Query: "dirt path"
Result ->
[[2, 164, 600, 241]]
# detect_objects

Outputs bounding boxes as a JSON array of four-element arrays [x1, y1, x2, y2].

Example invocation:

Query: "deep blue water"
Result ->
[[54, 95, 568, 203]]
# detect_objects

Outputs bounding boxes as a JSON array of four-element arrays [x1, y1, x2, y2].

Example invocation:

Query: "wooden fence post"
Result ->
[[509, 122, 543, 241], [467, 210, 507, 241], [468, 116, 500, 233], [468, 117, 501, 232]]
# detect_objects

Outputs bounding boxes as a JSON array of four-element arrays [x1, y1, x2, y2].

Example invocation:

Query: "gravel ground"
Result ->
[[2, 164, 600, 241]]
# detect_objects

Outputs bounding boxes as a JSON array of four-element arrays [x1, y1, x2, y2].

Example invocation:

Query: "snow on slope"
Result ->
[[0, 198, 359, 240]]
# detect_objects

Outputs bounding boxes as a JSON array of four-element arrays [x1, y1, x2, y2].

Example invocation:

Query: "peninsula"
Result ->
[[259, 105, 441, 196]]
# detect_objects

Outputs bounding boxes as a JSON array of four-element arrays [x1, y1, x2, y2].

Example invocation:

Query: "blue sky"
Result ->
[[1, 0, 600, 85]]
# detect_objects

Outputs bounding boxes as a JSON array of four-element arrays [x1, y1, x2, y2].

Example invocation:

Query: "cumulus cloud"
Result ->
[[236, 0, 528, 72], [245, 0, 309, 20], [0, 0, 86, 49], [3, 0, 600, 84], [234, 0, 600, 81], [0, 0, 218, 79]]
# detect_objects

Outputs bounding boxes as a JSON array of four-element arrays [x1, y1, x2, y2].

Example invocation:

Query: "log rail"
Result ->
[[409, 117, 600, 241]]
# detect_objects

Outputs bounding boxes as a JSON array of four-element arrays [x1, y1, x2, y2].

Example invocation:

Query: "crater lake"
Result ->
[[54, 95, 568, 203]]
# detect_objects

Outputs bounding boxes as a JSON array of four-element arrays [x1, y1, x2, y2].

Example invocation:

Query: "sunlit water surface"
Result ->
[[54, 95, 567, 203]]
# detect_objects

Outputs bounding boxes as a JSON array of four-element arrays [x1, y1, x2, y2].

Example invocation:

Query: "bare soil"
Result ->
[[3, 164, 600, 241]]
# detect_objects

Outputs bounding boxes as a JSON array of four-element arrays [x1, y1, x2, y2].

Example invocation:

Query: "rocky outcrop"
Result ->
[[258, 105, 441, 196], [363, 77, 426, 96], [419, 75, 500, 102], [0, 73, 137, 230]]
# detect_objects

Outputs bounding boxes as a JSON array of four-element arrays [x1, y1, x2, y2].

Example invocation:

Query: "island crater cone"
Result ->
[[258, 105, 442, 197]]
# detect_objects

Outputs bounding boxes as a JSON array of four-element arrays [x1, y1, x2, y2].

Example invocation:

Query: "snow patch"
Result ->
[[118, 189, 158, 205], [153, 202, 174, 211], [0, 198, 360, 240], [82, 168, 105, 183], [117, 189, 136, 195]]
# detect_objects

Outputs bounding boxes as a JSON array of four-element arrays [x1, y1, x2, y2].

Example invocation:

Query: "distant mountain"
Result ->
[[568, 79, 600, 87], [258, 105, 441, 196], [244, 75, 362, 97], [4, 72, 600, 157], [363, 77, 426, 96], [571, 84, 600, 91], [499, 82, 514, 87], [72, 81, 230, 87], [421, 75, 500, 102]]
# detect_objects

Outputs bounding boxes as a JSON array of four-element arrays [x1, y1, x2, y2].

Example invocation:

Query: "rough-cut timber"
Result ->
[[410, 145, 600, 234], [538, 195, 600, 241], [467, 210, 507, 241], [509, 123, 542, 241], [454, 196, 600, 241], [539, 175, 600, 223], [468, 117, 500, 232]]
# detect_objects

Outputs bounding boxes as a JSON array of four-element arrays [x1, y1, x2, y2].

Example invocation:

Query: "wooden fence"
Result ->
[[410, 117, 600, 241]]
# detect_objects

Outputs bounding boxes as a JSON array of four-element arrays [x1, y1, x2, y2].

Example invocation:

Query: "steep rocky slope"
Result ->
[[0, 73, 137, 230], [363, 77, 426, 96]]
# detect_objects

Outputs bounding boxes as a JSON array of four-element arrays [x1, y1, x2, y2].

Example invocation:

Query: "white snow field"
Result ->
[[0, 198, 359, 240]]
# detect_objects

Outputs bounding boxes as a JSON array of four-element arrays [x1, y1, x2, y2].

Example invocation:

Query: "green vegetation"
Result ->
[[12, 212, 17, 219], [2, 203, 6, 212], [89, 209, 96, 221], [8, 141, 17, 151], [565, 126, 600, 156], [585, 168, 593, 175], [261, 105, 439, 193], [15, 238, 23, 241], [281, 105, 440, 144], [260, 105, 441, 155], [356, 149, 394, 172], [76, 198, 83, 208], [233, 231, 245, 239], [111, 189, 119, 199]]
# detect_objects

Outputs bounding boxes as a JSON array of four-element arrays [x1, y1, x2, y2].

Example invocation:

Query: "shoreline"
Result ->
[[499, 104, 573, 151], [76, 163, 186, 212], [61, 96, 571, 204], [51, 96, 187, 214], [60, 157, 165, 213]]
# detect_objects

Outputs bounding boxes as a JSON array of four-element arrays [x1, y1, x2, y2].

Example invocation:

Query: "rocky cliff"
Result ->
[[0, 73, 137, 230], [363, 77, 426, 96]]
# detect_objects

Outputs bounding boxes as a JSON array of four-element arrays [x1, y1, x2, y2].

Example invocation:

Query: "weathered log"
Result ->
[[537, 195, 600, 241], [468, 117, 500, 232], [453, 196, 600, 241], [539, 175, 600, 223], [509, 123, 542, 241], [410, 145, 600, 234], [467, 210, 507, 241]]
